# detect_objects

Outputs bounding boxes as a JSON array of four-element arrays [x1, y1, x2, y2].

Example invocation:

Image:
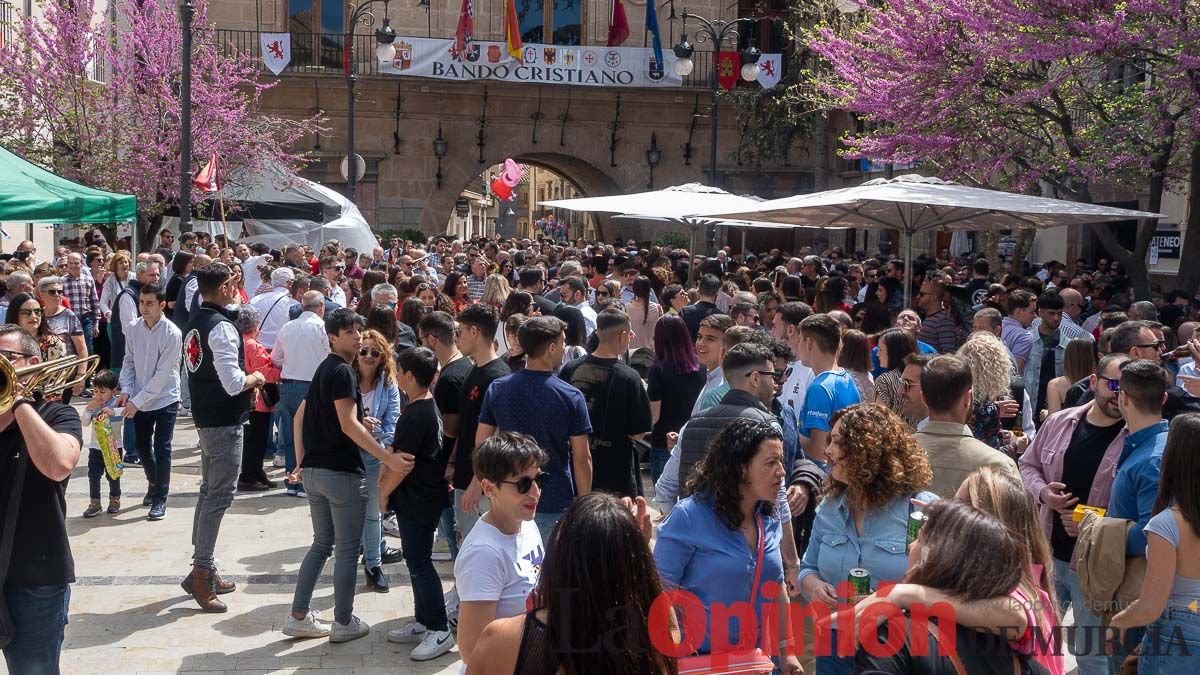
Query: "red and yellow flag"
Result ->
[[504, 0, 524, 63]]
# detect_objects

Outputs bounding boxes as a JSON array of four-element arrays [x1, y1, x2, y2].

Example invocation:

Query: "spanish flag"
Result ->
[[504, 0, 523, 63]]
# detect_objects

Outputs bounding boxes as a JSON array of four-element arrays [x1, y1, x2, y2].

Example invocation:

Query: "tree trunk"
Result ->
[[1174, 141, 1200, 296], [981, 231, 1001, 274], [1011, 229, 1036, 273]]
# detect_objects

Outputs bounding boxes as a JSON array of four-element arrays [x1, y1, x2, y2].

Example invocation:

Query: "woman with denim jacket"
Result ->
[[798, 403, 938, 675], [355, 329, 402, 592]]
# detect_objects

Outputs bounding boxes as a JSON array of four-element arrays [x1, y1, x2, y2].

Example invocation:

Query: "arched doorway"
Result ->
[[420, 152, 622, 240]]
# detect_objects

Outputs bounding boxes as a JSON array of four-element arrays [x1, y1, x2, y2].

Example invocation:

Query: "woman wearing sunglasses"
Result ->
[[5, 292, 67, 366], [453, 432, 549, 669], [38, 276, 89, 402], [355, 329, 402, 593]]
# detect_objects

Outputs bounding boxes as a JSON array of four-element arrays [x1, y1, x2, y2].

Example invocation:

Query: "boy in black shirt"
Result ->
[[559, 308, 652, 497], [380, 348, 454, 660], [283, 309, 411, 644]]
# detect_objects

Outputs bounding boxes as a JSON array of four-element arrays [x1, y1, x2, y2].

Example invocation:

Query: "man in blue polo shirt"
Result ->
[[797, 313, 862, 463], [1107, 358, 1169, 671], [870, 309, 937, 377]]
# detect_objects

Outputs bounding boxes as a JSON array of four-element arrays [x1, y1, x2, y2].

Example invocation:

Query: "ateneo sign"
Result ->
[[380, 38, 681, 89]]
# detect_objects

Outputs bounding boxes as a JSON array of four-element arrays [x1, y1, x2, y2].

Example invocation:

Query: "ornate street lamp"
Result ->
[[178, 1, 195, 233], [345, 0, 399, 202], [433, 123, 449, 189], [646, 132, 662, 189], [671, 8, 761, 255]]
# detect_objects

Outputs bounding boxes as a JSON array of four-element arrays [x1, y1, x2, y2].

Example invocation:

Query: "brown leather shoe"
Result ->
[[181, 568, 236, 595], [185, 566, 228, 613]]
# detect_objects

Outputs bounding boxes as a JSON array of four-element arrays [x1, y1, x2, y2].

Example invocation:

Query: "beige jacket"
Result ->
[[914, 421, 1022, 498], [1075, 512, 1147, 621]]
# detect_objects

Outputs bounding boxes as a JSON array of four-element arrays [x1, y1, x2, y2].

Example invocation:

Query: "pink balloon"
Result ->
[[491, 176, 514, 201], [500, 158, 524, 188]]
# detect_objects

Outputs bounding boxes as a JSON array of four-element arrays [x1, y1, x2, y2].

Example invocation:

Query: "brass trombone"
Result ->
[[0, 353, 100, 414]]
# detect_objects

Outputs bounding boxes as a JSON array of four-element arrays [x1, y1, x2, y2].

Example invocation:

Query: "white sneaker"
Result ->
[[445, 587, 460, 629], [330, 615, 370, 643], [283, 611, 331, 638], [382, 514, 401, 538], [387, 619, 427, 644], [272, 454, 285, 468], [431, 551, 452, 561], [410, 629, 455, 661]]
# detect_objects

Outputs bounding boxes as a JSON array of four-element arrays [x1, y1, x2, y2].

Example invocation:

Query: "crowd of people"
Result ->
[[1, 229, 1198, 674]]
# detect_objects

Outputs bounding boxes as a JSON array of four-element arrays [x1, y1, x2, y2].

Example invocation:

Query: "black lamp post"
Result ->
[[418, 0, 432, 37], [345, 0, 400, 202], [672, 9, 761, 255], [178, 1, 195, 234], [646, 132, 662, 189], [433, 123, 449, 188]]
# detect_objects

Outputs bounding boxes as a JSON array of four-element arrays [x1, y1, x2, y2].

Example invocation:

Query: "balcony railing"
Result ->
[[212, 29, 734, 89], [1, 1, 13, 50]]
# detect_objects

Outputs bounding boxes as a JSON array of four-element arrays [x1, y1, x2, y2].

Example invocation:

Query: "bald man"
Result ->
[[1057, 288, 1093, 341]]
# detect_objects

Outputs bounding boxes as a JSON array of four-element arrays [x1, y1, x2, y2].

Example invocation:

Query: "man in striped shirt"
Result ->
[[915, 276, 963, 353], [466, 256, 488, 302]]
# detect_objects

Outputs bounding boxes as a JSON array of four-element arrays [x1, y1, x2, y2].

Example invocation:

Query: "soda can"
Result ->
[[848, 568, 871, 595], [907, 511, 926, 547]]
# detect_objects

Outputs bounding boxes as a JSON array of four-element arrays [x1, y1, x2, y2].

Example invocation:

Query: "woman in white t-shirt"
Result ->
[[452, 431, 549, 666]]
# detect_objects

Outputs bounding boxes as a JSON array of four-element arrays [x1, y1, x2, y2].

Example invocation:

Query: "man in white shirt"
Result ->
[[238, 243, 273, 292], [771, 300, 816, 416], [557, 276, 597, 336], [319, 256, 348, 307], [118, 283, 182, 520], [272, 291, 332, 497], [248, 267, 297, 350]]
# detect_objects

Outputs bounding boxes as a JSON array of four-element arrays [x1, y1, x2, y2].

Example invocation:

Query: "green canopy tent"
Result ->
[[0, 144, 136, 224]]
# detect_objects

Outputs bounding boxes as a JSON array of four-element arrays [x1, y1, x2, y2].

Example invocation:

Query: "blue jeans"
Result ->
[[291, 467, 367, 625], [1139, 606, 1200, 674], [87, 447, 121, 499], [179, 363, 191, 410], [79, 314, 95, 363], [1052, 558, 1108, 675], [2, 584, 70, 675], [398, 516, 448, 632], [438, 507, 459, 560], [135, 402, 179, 502], [650, 447, 670, 485], [534, 510, 564, 546], [122, 417, 137, 462], [360, 450, 384, 569], [276, 381, 310, 491]]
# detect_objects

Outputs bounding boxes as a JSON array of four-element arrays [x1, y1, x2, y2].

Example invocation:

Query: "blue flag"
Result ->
[[646, 0, 664, 71]]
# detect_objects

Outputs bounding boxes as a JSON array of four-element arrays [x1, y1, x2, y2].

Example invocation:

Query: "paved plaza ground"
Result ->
[[1, 403, 1082, 674], [6, 408, 464, 675]]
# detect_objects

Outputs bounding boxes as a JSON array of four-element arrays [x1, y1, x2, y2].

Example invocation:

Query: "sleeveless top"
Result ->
[[513, 612, 559, 675]]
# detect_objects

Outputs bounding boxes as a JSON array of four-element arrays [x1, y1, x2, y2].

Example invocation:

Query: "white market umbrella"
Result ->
[[539, 182, 764, 220], [698, 174, 1164, 302]]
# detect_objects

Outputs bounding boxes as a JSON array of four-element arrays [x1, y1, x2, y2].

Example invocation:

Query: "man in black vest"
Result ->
[[180, 262, 265, 612]]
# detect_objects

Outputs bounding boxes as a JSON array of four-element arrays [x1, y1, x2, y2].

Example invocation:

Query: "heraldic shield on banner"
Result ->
[[260, 33, 291, 75], [757, 53, 781, 89], [717, 51, 740, 91]]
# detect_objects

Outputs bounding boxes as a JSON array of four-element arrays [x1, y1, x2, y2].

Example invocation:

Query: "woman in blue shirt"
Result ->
[[798, 403, 938, 675], [355, 329, 402, 592], [655, 418, 803, 674]]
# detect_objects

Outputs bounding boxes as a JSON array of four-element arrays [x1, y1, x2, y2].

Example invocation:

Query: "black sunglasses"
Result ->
[[359, 348, 383, 358], [1098, 375, 1121, 393], [499, 471, 549, 494]]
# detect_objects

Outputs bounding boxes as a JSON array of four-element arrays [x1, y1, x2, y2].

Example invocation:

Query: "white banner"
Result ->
[[757, 54, 781, 90], [379, 37, 681, 88], [261, 33, 291, 75]]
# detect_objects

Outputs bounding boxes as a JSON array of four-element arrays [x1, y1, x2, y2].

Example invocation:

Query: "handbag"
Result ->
[[0, 446, 29, 649], [261, 382, 281, 408]]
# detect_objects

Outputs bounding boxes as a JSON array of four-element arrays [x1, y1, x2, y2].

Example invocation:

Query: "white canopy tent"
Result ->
[[698, 174, 1165, 302]]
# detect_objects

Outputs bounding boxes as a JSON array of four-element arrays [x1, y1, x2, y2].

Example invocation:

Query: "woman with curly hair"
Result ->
[[798, 403, 937, 675], [654, 418, 803, 674], [956, 332, 1034, 452]]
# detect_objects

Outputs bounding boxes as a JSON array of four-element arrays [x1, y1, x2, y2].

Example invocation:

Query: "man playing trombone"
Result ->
[[0, 323, 85, 673]]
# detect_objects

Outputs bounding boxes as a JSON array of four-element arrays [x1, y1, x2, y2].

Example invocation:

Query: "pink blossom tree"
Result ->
[[807, 0, 1200, 296], [0, 0, 322, 244]]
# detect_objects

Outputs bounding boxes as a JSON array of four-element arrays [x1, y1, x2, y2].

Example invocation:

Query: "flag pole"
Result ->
[[217, 188, 230, 248]]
